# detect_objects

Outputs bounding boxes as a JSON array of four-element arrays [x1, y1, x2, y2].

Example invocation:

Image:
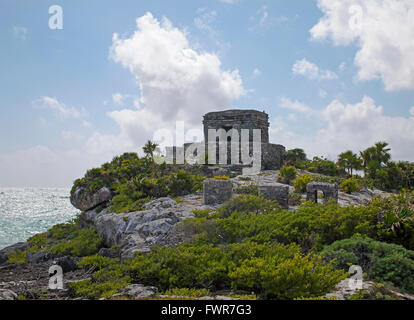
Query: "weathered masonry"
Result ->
[[180, 109, 286, 170], [306, 182, 339, 204]]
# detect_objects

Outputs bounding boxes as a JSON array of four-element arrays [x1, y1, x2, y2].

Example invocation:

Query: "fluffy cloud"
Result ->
[[292, 59, 337, 80], [108, 12, 244, 146], [310, 0, 414, 91], [272, 96, 414, 162]]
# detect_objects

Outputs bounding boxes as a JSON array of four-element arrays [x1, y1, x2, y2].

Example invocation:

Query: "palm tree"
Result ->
[[285, 148, 307, 167], [143, 140, 158, 175], [360, 141, 391, 178], [337, 151, 362, 176]]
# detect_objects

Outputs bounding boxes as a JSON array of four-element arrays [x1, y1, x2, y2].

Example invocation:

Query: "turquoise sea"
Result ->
[[0, 188, 79, 250]]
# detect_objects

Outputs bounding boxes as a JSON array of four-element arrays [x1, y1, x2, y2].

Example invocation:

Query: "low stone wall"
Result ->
[[258, 183, 289, 209], [203, 179, 233, 205], [306, 182, 338, 203]]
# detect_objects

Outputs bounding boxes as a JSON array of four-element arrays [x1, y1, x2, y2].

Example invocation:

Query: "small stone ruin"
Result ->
[[258, 183, 289, 209], [306, 182, 338, 203], [203, 179, 233, 205]]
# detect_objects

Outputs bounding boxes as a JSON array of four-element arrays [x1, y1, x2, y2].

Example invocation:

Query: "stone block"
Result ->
[[258, 183, 289, 209], [203, 179, 233, 205], [306, 182, 338, 203]]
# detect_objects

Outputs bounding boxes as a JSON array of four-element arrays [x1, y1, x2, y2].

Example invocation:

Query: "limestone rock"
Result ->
[[203, 179, 233, 205], [258, 183, 289, 209], [0, 289, 18, 300], [0, 242, 30, 264], [27, 251, 54, 264], [112, 284, 158, 299], [79, 197, 198, 259], [55, 256, 78, 273], [70, 186, 112, 211], [324, 279, 372, 300]]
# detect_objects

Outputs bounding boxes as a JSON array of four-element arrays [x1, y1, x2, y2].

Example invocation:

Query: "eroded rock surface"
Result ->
[[80, 196, 208, 259], [70, 186, 112, 211]]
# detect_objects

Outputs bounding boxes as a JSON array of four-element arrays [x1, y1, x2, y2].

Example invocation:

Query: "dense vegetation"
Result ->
[[65, 190, 414, 300], [322, 238, 414, 293], [286, 142, 414, 192], [8, 217, 103, 264], [71, 141, 207, 213], [41, 141, 414, 299]]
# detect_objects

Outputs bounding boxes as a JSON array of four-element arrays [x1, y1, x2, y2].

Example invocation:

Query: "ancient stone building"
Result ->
[[169, 109, 285, 171], [201, 109, 285, 170]]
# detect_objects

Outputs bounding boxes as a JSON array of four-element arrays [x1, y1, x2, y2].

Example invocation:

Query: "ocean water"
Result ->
[[0, 187, 80, 250]]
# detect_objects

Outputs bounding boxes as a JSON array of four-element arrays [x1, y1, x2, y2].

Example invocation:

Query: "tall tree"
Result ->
[[360, 141, 391, 178], [143, 140, 158, 174], [337, 151, 362, 176], [285, 148, 307, 167]]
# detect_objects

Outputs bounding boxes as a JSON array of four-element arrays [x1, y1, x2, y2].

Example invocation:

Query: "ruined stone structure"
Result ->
[[203, 179, 233, 205], [258, 183, 289, 209], [306, 182, 338, 203], [178, 109, 285, 170]]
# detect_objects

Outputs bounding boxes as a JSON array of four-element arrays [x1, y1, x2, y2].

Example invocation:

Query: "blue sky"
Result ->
[[1, 0, 414, 187]]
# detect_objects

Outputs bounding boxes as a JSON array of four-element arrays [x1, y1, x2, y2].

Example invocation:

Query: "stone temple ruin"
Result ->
[[168, 109, 286, 171], [306, 182, 338, 204]]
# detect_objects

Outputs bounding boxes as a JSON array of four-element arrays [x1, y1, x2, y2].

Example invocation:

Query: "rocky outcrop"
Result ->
[[112, 284, 158, 299], [80, 196, 206, 259], [0, 289, 18, 300], [0, 242, 30, 264], [70, 187, 113, 211]]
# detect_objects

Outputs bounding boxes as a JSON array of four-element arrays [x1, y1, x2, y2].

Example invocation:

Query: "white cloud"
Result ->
[[253, 68, 261, 77], [108, 12, 245, 147], [279, 98, 314, 115], [13, 26, 27, 40], [194, 8, 230, 54], [194, 8, 218, 37], [112, 93, 141, 108], [33, 96, 82, 119], [272, 96, 414, 161], [249, 6, 288, 33], [292, 59, 338, 80], [410, 107, 414, 118], [310, 0, 414, 91]]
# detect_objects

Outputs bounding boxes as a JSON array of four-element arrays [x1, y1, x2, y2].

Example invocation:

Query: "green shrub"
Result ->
[[192, 209, 212, 219], [234, 184, 259, 195], [306, 157, 339, 176], [50, 227, 102, 257], [278, 166, 298, 185], [294, 174, 313, 193], [288, 192, 303, 206], [126, 242, 345, 299], [340, 178, 361, 194], [213, 176, 230, 180], [163, 288, 212, 298], [322, 237, 414, 293], [77, 254, 120, 271], [109, 170, 205, 213], [216, 194, 280, 218]]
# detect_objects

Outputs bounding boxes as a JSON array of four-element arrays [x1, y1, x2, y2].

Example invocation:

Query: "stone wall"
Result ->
[[306, 182, 339, 203], [258, 183, 289, 209], [203, 179, 233, 205]]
